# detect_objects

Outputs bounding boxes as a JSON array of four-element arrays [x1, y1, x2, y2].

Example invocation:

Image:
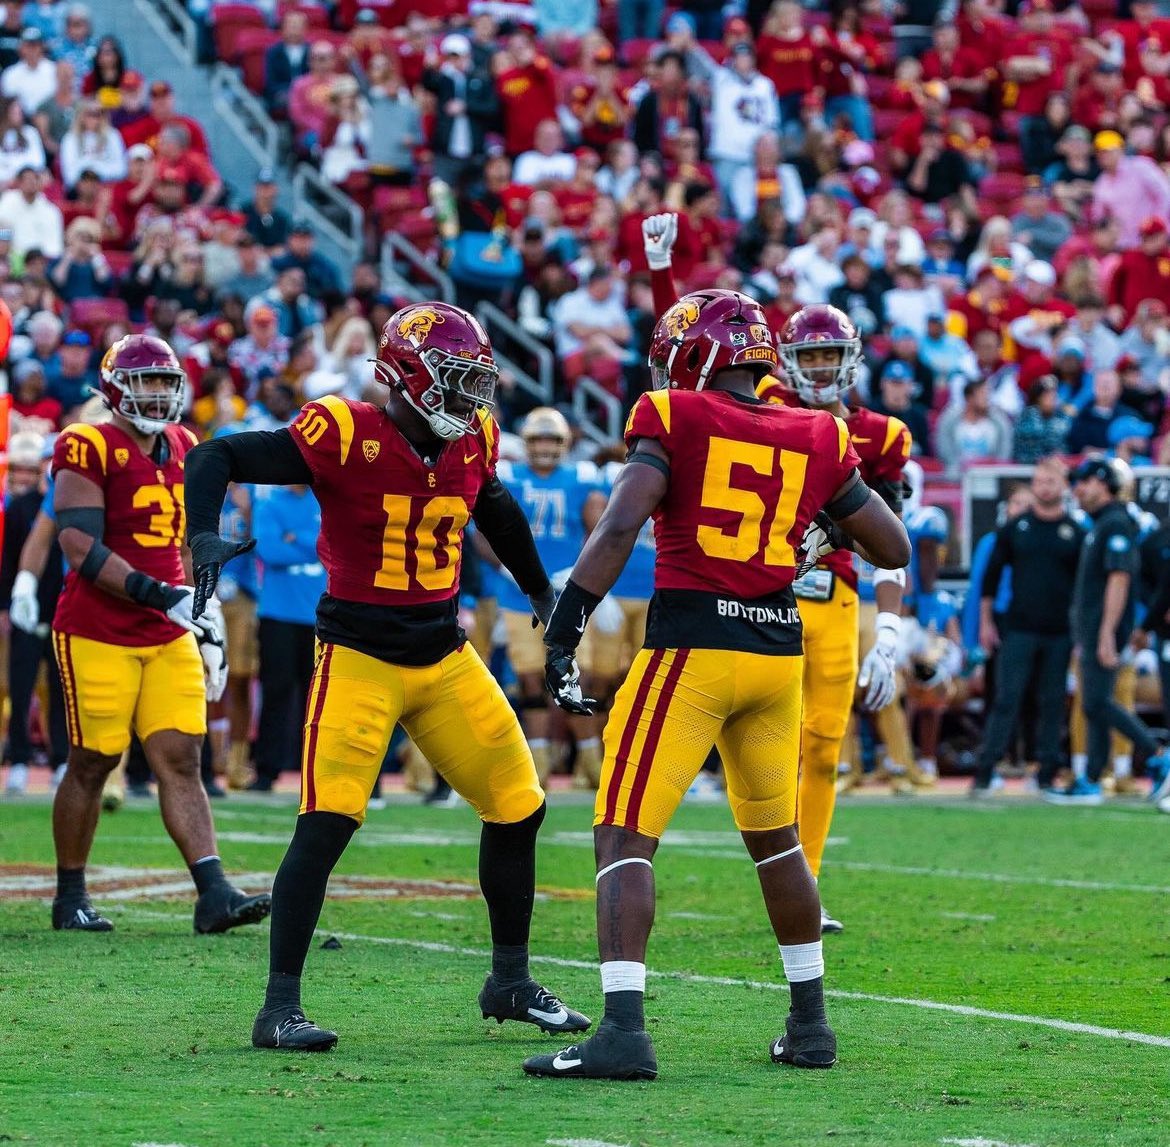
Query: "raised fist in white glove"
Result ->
[[642, 212, 678, 271], [10, 570, 39, 634], [857, 613, 900, 712]]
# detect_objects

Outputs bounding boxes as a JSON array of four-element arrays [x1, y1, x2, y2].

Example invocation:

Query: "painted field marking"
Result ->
[[548, 1138, 630, 1147], [123, 910, 1170, 1050], [941, 912, 997, 922], [941, 1138, 1039, 1147]]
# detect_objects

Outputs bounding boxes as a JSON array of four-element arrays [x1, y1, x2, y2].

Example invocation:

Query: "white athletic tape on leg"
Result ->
[[595, 857, 653, 883], [754, 843, 804, 869]]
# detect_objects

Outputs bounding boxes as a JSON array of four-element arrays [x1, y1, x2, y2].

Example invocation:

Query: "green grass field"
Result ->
[[1, 791, 1168, 1147]]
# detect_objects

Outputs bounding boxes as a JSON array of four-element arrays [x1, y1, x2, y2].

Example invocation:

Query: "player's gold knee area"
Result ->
[[730, 796, 798, 833], [482, 782, 545, 825], [315, 775, 372, 821]]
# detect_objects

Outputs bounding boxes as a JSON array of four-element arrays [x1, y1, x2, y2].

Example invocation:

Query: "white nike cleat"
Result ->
[[5, 763, 28, 795], [820, 904, 844, 934]]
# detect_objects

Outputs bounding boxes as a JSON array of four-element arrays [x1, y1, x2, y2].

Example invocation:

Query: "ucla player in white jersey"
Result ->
[[490, 409, 607, 784]]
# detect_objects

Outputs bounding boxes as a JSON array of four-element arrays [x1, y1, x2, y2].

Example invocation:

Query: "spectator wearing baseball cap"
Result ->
[[243, 170, 292, 253], [874, 359, 933, 456], [1107, 216, 1170, 326], [1107, 414, 1155, 466], [230, 301, 292, 398], [421, 33, 494, 188], [659, 11, 720, 91], [2, 26, 56, 117], [10, 357, 62, 436], [1091, 129, 1170, 249], [53, 328, 97, 415], [110, 69, 150, 136]]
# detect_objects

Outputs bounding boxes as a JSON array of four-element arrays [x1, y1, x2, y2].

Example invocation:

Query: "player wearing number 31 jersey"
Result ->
[[526, 287, 910, 1081], [184, 301, 588, 1054], [49, 334, 269, 938]]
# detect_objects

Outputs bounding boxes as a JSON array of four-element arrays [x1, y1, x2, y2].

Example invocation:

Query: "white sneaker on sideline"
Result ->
[[685, 772, 723, 803], [5, 763, 29, 794]]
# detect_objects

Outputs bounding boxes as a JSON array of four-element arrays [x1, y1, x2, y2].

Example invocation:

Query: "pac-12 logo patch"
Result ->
[[362, 439, 380, 462]]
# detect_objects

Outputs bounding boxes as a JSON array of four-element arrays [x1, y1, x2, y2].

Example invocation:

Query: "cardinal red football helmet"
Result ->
[[648, 289, 777, 392], [374, 302, 498, 440], [99, 334, 186, 435], [777, 304, 861, 406]]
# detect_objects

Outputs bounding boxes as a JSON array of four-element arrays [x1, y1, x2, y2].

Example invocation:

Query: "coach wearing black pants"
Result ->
[[974, 458, 1083, 792], [1051, 457, 1170, 804], [1138, 518, 1170, 731], [249, 485, 325, 792]]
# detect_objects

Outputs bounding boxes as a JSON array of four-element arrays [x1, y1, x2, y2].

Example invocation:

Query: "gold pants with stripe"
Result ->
[[596, 646, 803, 838]]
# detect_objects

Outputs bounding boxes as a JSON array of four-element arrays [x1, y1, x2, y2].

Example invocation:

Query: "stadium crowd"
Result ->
[[1, 0, 1170, 804]]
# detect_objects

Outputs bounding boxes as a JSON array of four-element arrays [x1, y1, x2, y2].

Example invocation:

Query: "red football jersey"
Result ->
[[52, 422, 196, 647], [625, 389, 859, 601], [287, 395, 498, 608], [757, 381, 910, 590]]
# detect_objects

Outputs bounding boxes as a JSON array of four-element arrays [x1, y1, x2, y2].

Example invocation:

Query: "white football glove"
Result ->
[[642, 211, 678, 271], [795, 513, 843, 578], [857, 612, 900, 712], [9, 570, 39, 634], [195, 595, 228, 703], [163, 585, 204, 635]]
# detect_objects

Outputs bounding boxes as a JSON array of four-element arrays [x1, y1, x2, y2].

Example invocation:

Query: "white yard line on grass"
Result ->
[[124, 909, 1170, 1050], [941, 912, 997, 922], [829, 860, 1170, 895], [548, 1139, 630, 1147], [941, 1138, 1039, 1147]]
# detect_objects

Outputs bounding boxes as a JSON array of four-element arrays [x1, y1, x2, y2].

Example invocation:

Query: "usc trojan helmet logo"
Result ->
[[662, 299, 701, 341], [396, 306, 445, 344]]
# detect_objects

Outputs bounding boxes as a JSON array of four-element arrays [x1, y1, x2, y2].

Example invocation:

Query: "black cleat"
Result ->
[[479, 975, 591, 1035], [51, 898, 114, 932], [523, 1022, 657, 1080], [770, 1015, 837, 1069], [194, 885, 272, 934], [252, 1007, 338, 1051]]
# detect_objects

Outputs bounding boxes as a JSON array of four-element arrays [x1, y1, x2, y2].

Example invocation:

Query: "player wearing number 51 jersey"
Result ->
[[526, 287, 909, 1081], [49, 334, 269, 937], [184, 301, 589, 1053]]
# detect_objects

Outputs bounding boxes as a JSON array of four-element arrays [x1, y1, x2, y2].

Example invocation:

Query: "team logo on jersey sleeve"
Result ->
[[362, 439, 380, 462], [396, 306, 445, 344], [115, 448, 129, 467], [662, 299, 701, 341]]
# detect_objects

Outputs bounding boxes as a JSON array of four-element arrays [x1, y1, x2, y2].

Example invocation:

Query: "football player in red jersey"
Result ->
[[642, 214, 914, 933], [523, 289, 909, 1081], [49, 335, 270, 935], [184, 302, 590, 1052]]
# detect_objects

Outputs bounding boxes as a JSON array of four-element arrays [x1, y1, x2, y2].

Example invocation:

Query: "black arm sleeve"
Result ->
[[870, 476, 904, 516], [471, 476, 550, 597], [184, 430, 313, 539], [980, 523, 1013, 602]]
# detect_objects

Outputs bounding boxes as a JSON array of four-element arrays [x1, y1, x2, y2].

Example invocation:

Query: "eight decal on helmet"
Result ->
[[776, 304, 862, 407], [98, 334, 187, 435], [373, 302, 499, 441], [648, 289, 778, 392]]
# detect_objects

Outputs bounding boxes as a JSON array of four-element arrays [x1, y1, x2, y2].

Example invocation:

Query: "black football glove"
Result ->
[[544, 644, 597, 715], [188, 531, 257, 619], [528, 584, 557, 630]]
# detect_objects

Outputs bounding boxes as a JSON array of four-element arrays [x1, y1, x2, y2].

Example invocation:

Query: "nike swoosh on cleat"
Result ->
[[529, 1006, 569, 1025], [551, 1052, 582, 1069]]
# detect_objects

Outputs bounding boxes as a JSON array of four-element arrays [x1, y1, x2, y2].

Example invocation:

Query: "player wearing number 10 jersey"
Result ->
[[49, 334, 270, 937], [184, 301, 589, 1053], [526, 288, 910, 1081]]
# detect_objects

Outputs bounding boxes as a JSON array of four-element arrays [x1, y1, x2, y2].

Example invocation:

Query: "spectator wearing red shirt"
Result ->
[[617, 175, 700, 281], [153, 124, 222, 209], [570, 45, 631, 153], [1107, 215, 1170, 327], [553, 148, 599, 233], [756, 0, 816, 127], [1071, 62, 1126, 134], [947, 263, 1013, 348], [119, 80, 210, 156], [1004, 260, 1078, 357], [683, 182, 725, 266], [889, 80, 951, 174], [920, 23, 991, 112], [664, 126, 716, 196], [495, 31, 559, 156], [810, 3, 881, 141], [1054, 214, 1122, 300], [288, 42, 341, 151], [10, 358, 62, 435], [1000, 0, 1074, 173]]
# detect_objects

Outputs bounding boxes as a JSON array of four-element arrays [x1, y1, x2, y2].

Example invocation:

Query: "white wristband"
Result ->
[[875, 611, 902, 636]]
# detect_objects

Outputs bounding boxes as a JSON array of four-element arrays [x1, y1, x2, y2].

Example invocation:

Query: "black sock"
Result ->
[[263, 972, 302, 1013], [269, 811, 356, 978], [479, 801, 546, 950], [789, 977, 828, 1025], [56, 866, 86, 902], [603, 990, 645, 1033], [189, 856, 228, 897], [491, 943, 529, 986]]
